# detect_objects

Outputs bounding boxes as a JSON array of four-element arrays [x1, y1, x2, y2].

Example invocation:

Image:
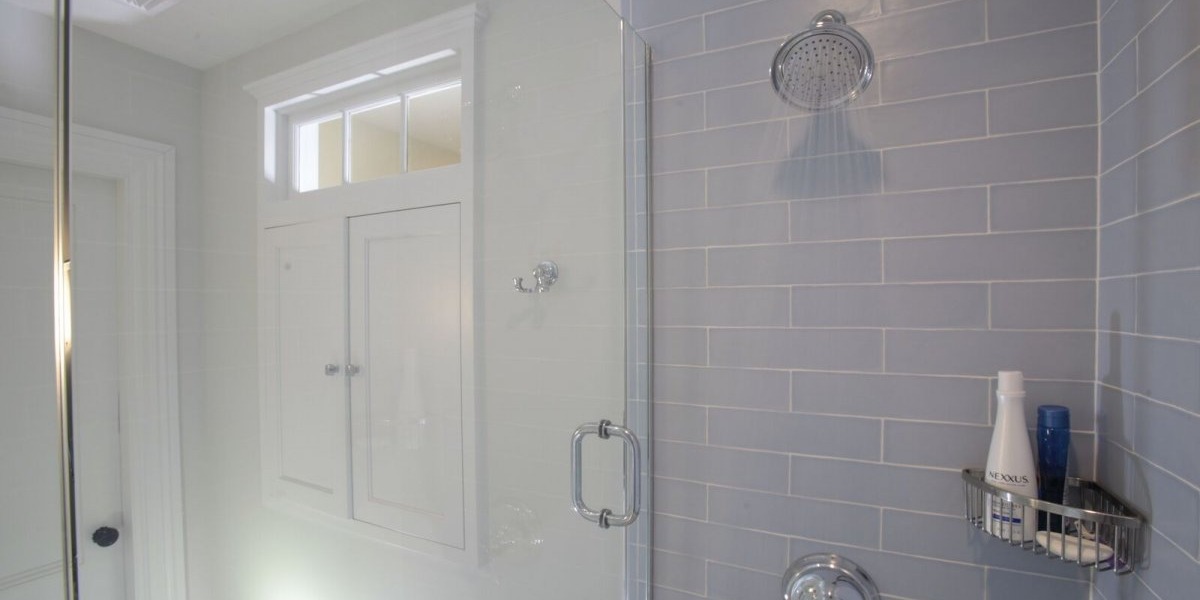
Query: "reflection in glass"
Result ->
[[407, 84, 461, 172], [350, 99, 404, 184], [295, 115, 344, 192]]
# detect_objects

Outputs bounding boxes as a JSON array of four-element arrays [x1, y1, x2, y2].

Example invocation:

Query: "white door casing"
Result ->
[[0, 106, 185, 600]]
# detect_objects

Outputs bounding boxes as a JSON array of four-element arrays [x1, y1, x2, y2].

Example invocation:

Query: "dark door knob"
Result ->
[[92, 526, 119, 548]]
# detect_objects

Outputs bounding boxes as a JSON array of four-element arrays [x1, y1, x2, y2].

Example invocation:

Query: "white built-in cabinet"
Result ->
[[260, 205, 469, 554], [248, 5, 480, 560]]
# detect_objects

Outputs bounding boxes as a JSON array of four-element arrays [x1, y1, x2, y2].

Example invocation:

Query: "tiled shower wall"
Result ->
[[630, 1, 1104, 598], [1094, 0, 1200, 599]]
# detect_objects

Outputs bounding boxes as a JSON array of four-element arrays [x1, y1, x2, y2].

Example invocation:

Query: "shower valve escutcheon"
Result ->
[[513, 261, 559, 293]]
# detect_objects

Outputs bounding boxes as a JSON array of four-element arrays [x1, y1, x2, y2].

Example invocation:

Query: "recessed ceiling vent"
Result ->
[[107, 0, 184, 15]]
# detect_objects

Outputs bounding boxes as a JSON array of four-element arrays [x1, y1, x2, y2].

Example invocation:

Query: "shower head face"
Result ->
[[771, 10, 875, 111]]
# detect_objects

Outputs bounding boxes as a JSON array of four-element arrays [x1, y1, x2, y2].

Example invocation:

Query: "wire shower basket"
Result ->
[[962, 469, 1144, 574]]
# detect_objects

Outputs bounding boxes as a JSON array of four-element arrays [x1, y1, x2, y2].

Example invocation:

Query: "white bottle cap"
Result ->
[[998, 371, 1024, 395]]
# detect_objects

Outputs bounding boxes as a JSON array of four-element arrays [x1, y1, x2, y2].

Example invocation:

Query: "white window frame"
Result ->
[[287, 73, 463, 195], [246, 4, 481, 229]]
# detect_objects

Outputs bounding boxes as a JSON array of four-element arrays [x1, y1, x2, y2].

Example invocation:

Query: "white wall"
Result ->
[[191, 1, 632, 599]]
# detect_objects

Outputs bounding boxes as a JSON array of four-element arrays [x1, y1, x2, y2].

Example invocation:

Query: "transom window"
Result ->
[[294, 80, 462, 193]]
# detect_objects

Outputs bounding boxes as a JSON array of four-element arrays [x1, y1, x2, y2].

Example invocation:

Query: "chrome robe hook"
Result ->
[[513, 261, 559, 293]]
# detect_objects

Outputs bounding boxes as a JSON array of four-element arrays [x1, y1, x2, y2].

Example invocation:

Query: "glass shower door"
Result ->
[[58, 1, 650, 599], [0, 4, 69, 599]]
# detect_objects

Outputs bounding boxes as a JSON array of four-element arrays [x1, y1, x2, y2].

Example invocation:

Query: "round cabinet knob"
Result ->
[[92, 526, 120, 548]]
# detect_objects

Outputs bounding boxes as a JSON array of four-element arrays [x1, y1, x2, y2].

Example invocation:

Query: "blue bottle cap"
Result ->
[[1037, 405, 1070, 429]]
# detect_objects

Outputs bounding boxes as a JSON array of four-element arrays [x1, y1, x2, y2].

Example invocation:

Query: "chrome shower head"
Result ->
[[771, 10, 875, 111]]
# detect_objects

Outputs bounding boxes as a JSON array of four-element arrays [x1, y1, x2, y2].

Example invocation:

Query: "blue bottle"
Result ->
[[1036, 405, 1070, 531]]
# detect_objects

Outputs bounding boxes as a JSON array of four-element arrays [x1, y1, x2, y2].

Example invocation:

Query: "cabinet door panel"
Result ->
[[259, 219, 348, 515], [348, 204, 464, 549]]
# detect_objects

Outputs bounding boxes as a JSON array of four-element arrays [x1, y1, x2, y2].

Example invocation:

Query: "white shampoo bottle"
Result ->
[[984, 371, 1037, 542]]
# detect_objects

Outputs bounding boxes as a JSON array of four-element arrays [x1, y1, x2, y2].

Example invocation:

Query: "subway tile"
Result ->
[[652, 550, 707, 596], [699, 0, 900, 52], [985, 569, 1090, 600], [990, 281, 1097, 330], [708, 407, 881, 460], [881, 510, 1092, 580], [651, 170, 706, 212], [1100, 196, 1200, 277], [1092, 552, 1164, 600], [632, 0, 753, 28], [705, 81, 817, 129], [988, 0, 1095, 39], [988, 76, 1097, 135], [1136, 121, 1200, 212], [654, 327, 709, 365], [879, 25, 1096, 102], [654, 203, 789, 249], [652, 40, 779, 97], [1098, 332, 1200, 414], [1133, 457, 1200, 559], [788, 92, 987, 155], [990, 178, 1098, 232], [791, 283, 988, 328], [652, 249, 707, 288], [706, 563, 779, 600], [853, 0, 986, 60], [639, 18, 704, 62], [654, 365, 791, 410], [709, 486, 882, 546], [655, 515, 790, 572], [655, 402, 708, 443], [710, 328, 883, 370], [791, 187, 989, 241], [790, 456, 964, 514], [655, 287, 790, 327], [790, 537, 987, 600], [651, 93, 705, 136], [654, 476, 709, 520], [1137, 270, 1200, 341], [883, 421, 990, 468], [652, 121, 789, 173], [1100, 40, 1137, 120], [886, 330, 1096, 380], [885, 230, 1096, 282], [709, 240, 882, 285], [649, 586, 705, 600], [1099, 0, 1171, 66], [1098, 276, 1137, 333], [704, 72, 881, 129], [1102, 48, 1200, 170], [792, 371, 990, 424], [1138, 0, 1200, 88], [1135, 397, 1200, 487], [707, 152, 883, 205], [881, 127, 1097, 191], [656, 440, 791, 493], [1129, 529, 1200, 599], [1099, 159, 1137, 225]]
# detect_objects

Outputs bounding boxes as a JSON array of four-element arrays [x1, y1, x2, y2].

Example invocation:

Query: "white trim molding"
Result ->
[[0, 106, 187, 600]]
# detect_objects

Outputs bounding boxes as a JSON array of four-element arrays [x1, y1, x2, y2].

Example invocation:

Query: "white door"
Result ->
[[259, 219, 349, 517], [348, 205, 465, 549], [0, 164, 127, 600]]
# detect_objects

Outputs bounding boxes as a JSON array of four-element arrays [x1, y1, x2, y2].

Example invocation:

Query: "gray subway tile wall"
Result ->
[[1093, 0, 1200, 597], [622, 0, 1194, 597], [630, 0, 1200, 596]]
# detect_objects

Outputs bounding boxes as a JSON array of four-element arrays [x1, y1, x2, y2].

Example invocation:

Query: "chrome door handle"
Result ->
[[570, 419, 641, 529]]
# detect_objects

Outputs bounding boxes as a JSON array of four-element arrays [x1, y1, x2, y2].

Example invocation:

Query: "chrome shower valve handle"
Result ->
[[513, 260, 559, 293]]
